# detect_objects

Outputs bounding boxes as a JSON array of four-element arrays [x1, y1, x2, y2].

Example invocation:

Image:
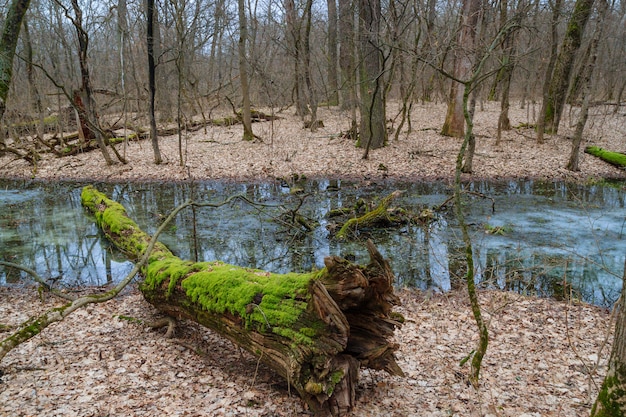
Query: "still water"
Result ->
[[1, 178, 625, 307]]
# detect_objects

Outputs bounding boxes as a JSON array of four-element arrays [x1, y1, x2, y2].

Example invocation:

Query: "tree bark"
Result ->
[[303, 0, 319, 131], [590, 258, 626, 416], [147, 0, 163, 163], [327, 0, 340, 106], [536, 0, 563, 144], [543, 0, 595, 133], [238, 0, 254, 141], [566, 0, 608, 171], [0, 0, 31, 124], [338, 0, 357, 131], [358, 0, 387, 155], [441, 0, 481, 138], [80, 186, 403, 416], [65, 0, 116, 166]]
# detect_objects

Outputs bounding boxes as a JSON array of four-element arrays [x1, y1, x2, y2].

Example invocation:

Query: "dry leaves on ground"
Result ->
[[0, 286, 612, 416], [0, 102, 625, 183]]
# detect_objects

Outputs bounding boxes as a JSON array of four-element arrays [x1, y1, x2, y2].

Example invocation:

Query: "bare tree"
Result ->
[[238, 0, 254, 141], [536, 0, 563, 144], [0, 0, 31, 123], [147, 0, 163, 163], [284, 0, 308, 118], [63, 0, 116, 165], [441, 0, 481, 138], [566, 0, 608, 171], [359, 0, 387, 156], [543, 0, 596, 133], [339, 0, 357, 132], [327, 0, 339, 105]]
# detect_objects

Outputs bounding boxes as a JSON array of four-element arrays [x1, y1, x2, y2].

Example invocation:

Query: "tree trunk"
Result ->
[[536, 0, 562, 144], [338, 0, 357, 131], [147, 0, 163, 163], [358, 0, 387, 155], [238, 0, 254, 141], [327, 0, 340, 106], [68, 0, 116, 165], [590, 258, 626, 416], [284, 0, 309, 118], [22, 18, 44, 140], [566, 0, 608, 171], [441, 0, 481, 138], [543, 0, 595, 133], [80, 186, 404, 416], [303, 0, 319, 131], [0, 0, 31, 124]]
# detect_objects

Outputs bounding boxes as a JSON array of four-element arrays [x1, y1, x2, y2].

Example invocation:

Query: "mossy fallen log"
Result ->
[[584, 146, 626, 169], [335, 191, 402, 239], [80, 186, 403, 416]]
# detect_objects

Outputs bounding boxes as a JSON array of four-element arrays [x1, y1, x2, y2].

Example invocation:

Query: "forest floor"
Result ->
[[0, 286, 613, 416], [1, 101, 626, 416], [0, 101, 625, 183]]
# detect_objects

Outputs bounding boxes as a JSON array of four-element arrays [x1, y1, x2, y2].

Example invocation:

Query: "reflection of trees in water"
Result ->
[[1, 187, 119, 287], [2, 179, 625, 306], [476, 248, 621, 307]]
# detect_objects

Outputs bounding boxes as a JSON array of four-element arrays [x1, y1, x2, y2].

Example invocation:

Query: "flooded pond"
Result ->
[[1, 178, 625, 307]]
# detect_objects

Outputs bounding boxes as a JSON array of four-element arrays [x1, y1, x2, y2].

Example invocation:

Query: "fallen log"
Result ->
[[585, 146, 626, 169], [335, 191, 403, 239], [80, 186, 403, 416]]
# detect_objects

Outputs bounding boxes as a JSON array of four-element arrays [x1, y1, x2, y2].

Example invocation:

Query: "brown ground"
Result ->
[[0, 101, 625, 183], [0, 287, 613, 416], [1, 102, 625, 416]]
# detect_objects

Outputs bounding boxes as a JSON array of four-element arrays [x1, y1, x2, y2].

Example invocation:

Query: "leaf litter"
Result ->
[[0, 286, 612, 416]]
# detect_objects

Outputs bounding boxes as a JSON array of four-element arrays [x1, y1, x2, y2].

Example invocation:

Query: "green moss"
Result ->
[[299, 327, 317, 337], [590, 366, 626, 416], [272, 326, 314, 346], [143, 257, 198, 298], [330, 369, 344, 384], [585, 146, 626, 168], [81, 186, 171, 261], [172, 263, 320, 345]]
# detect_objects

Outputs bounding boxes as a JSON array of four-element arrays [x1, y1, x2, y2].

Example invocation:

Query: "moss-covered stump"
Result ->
[[585, 146, 626, 169], [80, 186, 403, 416]]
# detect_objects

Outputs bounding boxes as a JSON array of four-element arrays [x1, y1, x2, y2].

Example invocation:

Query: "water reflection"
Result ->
[[0, 178, 624, 307]]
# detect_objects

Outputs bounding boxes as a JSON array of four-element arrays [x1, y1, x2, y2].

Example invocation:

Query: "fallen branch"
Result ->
[[80, 186, 403, 416], [585, 146, 626, 169]]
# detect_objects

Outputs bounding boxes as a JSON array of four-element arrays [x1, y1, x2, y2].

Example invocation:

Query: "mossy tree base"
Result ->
[[81, 186, 403, 416]]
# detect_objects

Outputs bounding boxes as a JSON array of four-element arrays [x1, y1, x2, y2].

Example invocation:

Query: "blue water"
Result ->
[[1, 178, 624, 307]]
